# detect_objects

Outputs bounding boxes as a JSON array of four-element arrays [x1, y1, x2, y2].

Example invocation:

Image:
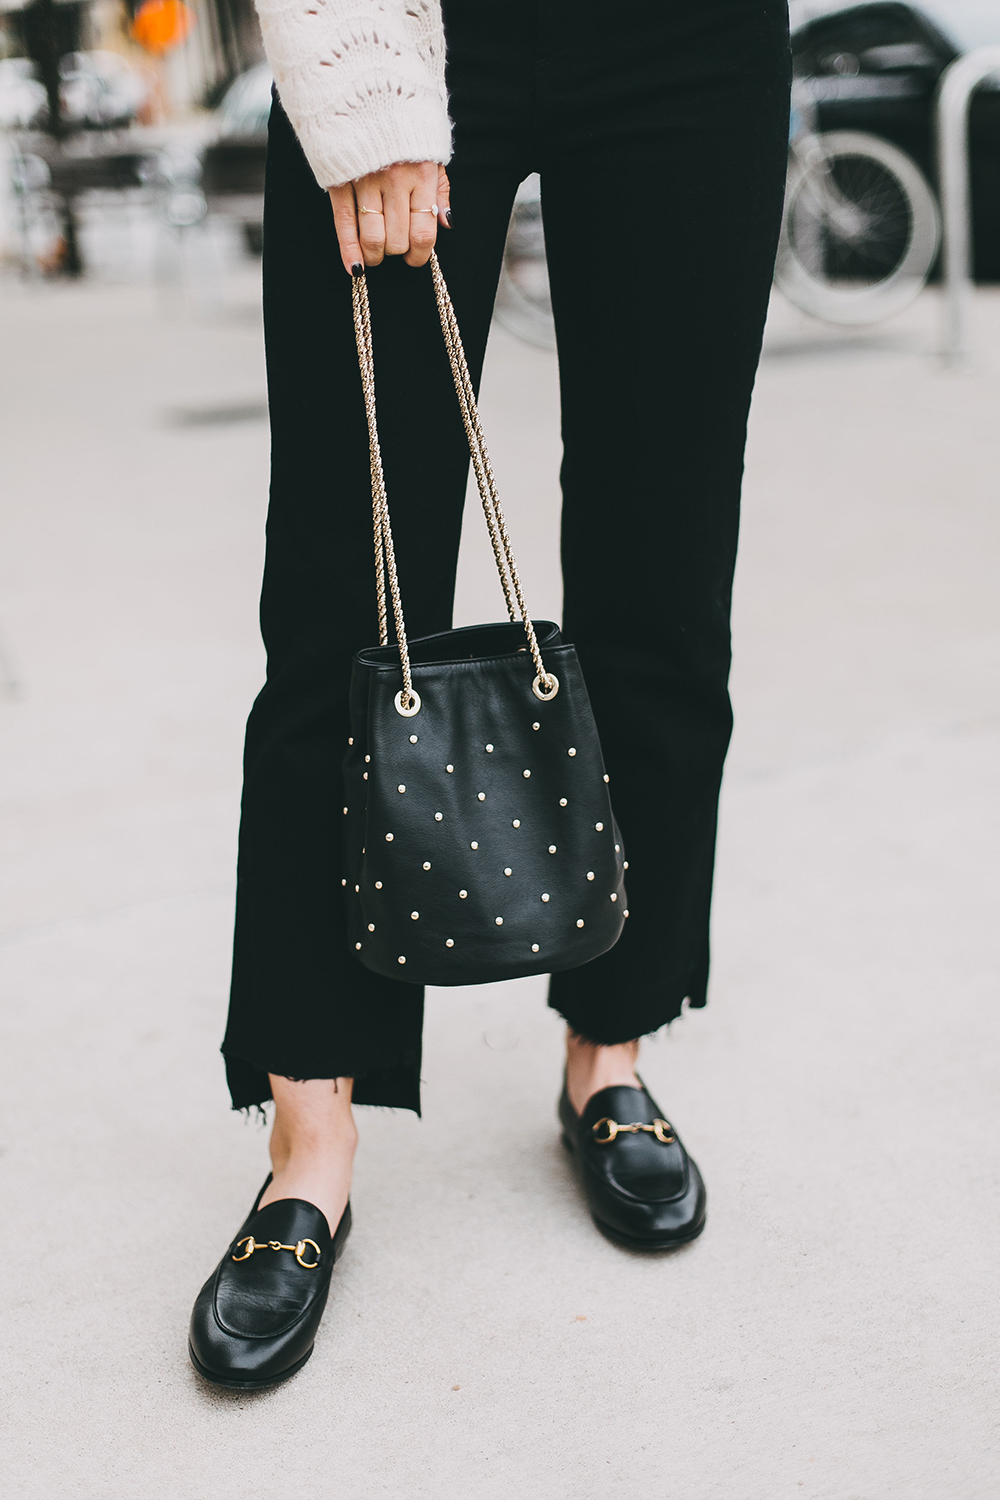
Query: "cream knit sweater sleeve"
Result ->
[[254, 0, 452, 189]]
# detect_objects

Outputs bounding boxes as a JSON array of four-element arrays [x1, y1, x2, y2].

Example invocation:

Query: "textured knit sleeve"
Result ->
[[255, 0, 452, 188]]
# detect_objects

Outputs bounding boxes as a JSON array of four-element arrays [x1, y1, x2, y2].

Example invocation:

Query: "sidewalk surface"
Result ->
[[1, 266, 998, 1500]]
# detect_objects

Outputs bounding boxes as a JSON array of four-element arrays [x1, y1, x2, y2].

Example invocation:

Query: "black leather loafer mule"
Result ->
[[559, 1079, 706, 1250], [189, 1177, 351, 1389]]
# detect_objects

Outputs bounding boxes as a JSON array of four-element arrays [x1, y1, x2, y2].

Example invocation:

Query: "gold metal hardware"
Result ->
[[591, 1118, 676, 1146], [351, 256, 558, 713], [395, 688, 420, 718], [232, 1236, 322, 1269], [351, 274, 413, 710]]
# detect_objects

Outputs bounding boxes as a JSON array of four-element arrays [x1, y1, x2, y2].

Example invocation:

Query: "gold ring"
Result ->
[[411, 205, 439, 214], [359, 206, 383, 214]]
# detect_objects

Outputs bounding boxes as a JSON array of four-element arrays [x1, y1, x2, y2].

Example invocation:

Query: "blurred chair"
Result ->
[[7, 131, 163, 277], [199, 62, 270, 255]]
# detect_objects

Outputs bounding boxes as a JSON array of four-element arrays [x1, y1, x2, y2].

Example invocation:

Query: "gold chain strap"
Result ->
[[351, 272, 414, 713], [428, 254, 518, 625], [351, 252, 559, 716]]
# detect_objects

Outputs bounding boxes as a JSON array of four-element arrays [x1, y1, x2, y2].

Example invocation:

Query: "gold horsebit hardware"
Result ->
[[232, 1236, 322, 1269], [591, 1117, 676, 1146]]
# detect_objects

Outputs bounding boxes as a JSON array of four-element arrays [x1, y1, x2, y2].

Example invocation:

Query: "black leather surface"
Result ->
[[560, 1080, 706, 1249], [343, 621, 627, 985], [188, 1178, 351, 1389]]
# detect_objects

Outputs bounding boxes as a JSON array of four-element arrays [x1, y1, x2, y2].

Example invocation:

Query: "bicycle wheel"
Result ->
[[775, 130, 940, 325]]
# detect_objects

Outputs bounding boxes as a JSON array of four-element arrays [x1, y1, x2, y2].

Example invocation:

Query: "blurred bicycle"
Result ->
[[773, 77, 940, 324], [495, 80, 941, 347], [493, 174, 555, 350]]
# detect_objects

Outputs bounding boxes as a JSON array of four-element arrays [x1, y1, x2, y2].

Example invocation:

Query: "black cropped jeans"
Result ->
[[222, 0, 790, 1113]]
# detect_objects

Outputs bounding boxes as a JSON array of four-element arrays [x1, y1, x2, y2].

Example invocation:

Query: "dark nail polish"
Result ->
[[351, 262, 364, 277], [445, 209, 453, 227]]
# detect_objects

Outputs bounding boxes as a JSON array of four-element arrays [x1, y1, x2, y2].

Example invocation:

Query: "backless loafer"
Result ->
[[189, 1176, 351, 1389], [559, 1079, 706, 1250]]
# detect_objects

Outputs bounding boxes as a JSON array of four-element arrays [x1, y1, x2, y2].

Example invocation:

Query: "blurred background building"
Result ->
[[0, 0, 263, 122], [0, 0, 267, 275], [2, 0, 1000, 296]]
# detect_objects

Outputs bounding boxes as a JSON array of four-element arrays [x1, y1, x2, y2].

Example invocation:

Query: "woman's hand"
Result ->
[[329, 163, 451, 275]]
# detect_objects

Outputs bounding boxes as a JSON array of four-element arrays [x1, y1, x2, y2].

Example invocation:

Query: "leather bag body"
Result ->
[[342, 255, 627, 987], [343, 620, 627, 985]]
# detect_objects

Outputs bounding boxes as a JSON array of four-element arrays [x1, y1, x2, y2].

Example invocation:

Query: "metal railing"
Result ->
[[937, 45, 1000, 363]]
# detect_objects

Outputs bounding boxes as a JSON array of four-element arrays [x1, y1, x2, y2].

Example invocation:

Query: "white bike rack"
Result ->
[[937, 46, 1000, 362]]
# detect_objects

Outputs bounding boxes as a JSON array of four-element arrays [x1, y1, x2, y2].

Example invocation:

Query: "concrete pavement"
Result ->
[[1, 266, 998, 1499]]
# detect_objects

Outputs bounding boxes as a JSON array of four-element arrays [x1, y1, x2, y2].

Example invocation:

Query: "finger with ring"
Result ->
[[357, 188, 387, 262]]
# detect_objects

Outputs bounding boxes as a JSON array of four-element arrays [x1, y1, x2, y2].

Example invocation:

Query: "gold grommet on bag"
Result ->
[[395, 689, 421, 718], [532, 672, 559, 701]]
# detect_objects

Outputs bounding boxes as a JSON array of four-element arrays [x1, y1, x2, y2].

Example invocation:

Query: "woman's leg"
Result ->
[[222, 97, 528, 1122], [191, 76, 547, 1391], [542, 0, 791, 1046], [260, 1076, 357, 1234], [564, 1032, 641, 1115]]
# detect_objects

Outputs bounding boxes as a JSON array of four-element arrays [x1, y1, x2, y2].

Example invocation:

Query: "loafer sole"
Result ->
[[188, 1339, 314, 1391], [592, 1212, 706, 1253]]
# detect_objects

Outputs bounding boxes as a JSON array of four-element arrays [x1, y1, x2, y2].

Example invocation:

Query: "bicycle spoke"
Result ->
[[789, 152, 913, 286]]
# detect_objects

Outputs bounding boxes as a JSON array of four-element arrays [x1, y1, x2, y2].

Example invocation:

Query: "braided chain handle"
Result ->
[[351, 252, 559, 716]]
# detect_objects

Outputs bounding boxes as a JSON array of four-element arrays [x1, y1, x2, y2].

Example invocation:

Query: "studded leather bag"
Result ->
[[342, 254, 627, 986]]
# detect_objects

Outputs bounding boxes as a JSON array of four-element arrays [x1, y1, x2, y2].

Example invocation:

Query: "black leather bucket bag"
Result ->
[[343, 255, 627, 986]]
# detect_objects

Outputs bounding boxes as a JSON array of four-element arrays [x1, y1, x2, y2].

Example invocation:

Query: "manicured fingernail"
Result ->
[[445, 209, 453, 227], [351, 262, 363, 277]]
